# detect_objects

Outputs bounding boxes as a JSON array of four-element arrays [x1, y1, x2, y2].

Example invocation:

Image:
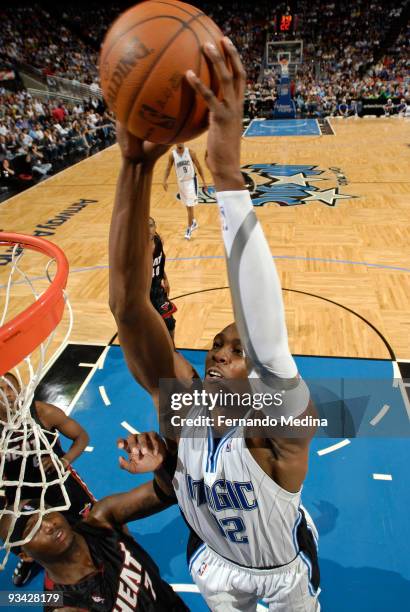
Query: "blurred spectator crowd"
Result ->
[[0, 7, 100, 87], [249, 0, 409, 117], [0, 90, 115, 196], [0, 0, 408, 196]]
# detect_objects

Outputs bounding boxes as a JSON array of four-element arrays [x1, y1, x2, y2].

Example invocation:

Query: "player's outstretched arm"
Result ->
[[187, 40, 310, 412], [36, 401, 89, 471], [109, 124, 176, 402]]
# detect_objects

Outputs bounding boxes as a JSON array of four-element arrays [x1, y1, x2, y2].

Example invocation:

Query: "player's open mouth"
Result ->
[[55, 529, 65, 543], [206, 368, 224, 379]]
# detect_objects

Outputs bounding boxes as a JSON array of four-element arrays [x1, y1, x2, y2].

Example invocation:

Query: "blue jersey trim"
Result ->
[[207, 427, 236, 473]]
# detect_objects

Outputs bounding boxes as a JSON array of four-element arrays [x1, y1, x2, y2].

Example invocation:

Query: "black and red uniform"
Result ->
[[151, 234, 176, 333], [44, 521, 188, 611], [4, 401, 95, 522]]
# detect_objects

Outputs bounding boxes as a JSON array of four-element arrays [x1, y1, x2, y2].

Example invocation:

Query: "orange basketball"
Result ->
[[99, 0, 224, 144]]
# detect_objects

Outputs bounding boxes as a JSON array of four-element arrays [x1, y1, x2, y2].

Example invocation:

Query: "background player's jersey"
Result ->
[[44, 522, 188, 611], [172, 147, 195, 182], [173, 409, 315, 569], [151, 234, 165, 287]]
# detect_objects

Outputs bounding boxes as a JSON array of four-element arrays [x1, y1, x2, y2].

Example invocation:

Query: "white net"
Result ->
[[0, 240, 73, 568]]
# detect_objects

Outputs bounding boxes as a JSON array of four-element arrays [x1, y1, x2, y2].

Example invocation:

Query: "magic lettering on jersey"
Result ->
[[187, 475, 258, 512], [195, 163, 356, 207], [176, 159, 191, 169]]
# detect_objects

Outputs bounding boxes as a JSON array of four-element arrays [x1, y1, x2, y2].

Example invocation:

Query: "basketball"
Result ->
[[99, 0, 224, 144]]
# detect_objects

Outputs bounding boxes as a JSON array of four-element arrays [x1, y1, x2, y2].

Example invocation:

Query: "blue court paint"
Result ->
[[244, 119, 321, 137], [1, 349, 409, 610]]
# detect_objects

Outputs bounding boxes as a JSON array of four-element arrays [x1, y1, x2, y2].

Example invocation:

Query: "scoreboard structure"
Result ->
[[275, 12, 298, 33]]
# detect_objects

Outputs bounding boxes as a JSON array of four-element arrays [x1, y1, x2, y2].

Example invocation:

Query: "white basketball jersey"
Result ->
[[173, 410, 304, 568], [173, 147, 195, 182]]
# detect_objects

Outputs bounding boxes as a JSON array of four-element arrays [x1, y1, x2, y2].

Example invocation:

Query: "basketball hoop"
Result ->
[[0, 233, 73, 569], [279, 56, 290, 76], [0, 233, 69, 376]]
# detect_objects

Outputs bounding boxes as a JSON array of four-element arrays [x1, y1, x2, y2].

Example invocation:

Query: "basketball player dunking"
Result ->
[[163, 143, 206, 240], [110, 38, 320, 611]]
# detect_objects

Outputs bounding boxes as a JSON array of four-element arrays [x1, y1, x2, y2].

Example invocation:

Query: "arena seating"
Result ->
[[0, 90, 115, 199], [0, 1, 408, 199]]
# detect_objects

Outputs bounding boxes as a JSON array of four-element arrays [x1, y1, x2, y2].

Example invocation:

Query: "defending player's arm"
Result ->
[[36, 402, 89, 472], [186, 41, 310, 417], [109, 126, 176, 402], [88, 432, 176, 529], [162, 152, 174, 191], [190, 149, 207, 187]]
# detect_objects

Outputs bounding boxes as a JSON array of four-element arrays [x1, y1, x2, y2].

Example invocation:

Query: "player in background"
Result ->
[[109, 37, 320, 611], [337, 98, 350, 117], [0, 373, 95, 587], [384, 98, 394, 117], [149, 216, 177, 340], [163, 143, 207, 240], [397, 98, 408, 117], [0, 432, 188, 612]]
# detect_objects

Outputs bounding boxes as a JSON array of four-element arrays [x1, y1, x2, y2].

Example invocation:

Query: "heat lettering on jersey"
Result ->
[[186, 475, 258, 512], [152, 253, 162, 278], [113, 542, 156, 611], [6, 436, 37, 463]]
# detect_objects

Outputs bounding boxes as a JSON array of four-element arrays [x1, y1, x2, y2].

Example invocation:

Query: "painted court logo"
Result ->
[[196, 164, 356, 207]]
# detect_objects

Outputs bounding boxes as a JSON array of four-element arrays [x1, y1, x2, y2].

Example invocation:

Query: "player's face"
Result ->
[[148, 217, 156, 239], [22, 511, 75, 562], [0, 375, 20, 420], [205, 324, 248, 382], [176, 143, 184, 153]]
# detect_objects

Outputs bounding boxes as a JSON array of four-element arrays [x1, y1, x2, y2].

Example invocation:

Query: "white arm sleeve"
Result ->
[[217, 190, 310, 416], [217, 189, 296, 378]]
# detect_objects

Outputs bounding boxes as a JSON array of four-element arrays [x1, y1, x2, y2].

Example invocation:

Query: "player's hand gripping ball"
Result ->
[[99, 0, 225, 144]]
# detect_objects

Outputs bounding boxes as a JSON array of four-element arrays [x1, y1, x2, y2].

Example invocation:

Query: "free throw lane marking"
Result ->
[[121, 421, 140, 435], [373, 474, 392, 481], [370, 404, 390, 426], [317, 439, 351, 456], [99, 385, 111, 406]]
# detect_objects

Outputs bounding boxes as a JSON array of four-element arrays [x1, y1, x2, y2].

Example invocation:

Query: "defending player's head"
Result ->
[[0, 372, 20, 421], [16, 511, 74, 565], [1, 500, 74, 565], [1, 500, 71, 562], [148, 216, 156, 240]]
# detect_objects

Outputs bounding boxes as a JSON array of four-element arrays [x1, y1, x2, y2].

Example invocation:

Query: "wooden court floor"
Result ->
[[1, 118, 410, 363]]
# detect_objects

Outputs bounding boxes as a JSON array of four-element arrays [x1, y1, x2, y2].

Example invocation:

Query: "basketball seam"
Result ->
[[124, 12, 206, 128], [166, 17, 204, 142], [152, 1, 222, 42], [100, 15, 171, 65]]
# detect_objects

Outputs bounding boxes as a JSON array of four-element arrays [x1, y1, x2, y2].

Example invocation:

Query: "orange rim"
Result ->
[[0, 233, 69, 376]]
